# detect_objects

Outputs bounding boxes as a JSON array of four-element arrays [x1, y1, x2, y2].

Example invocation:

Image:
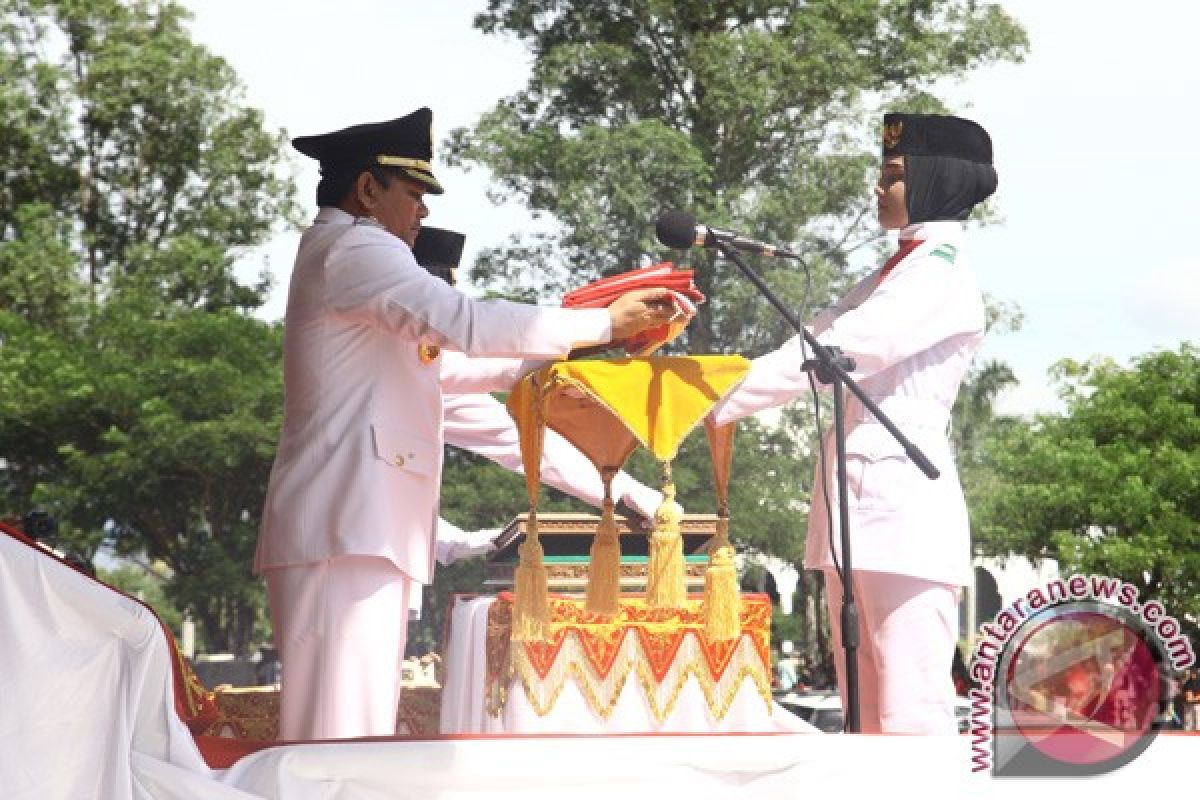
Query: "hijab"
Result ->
[[904, 155, 998, 224]]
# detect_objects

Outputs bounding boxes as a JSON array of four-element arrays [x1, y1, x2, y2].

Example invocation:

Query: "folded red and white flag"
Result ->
[[562, 262, 704, 356]]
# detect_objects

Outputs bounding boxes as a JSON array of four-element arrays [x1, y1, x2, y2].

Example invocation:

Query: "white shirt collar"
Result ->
[[899, 220, 964, 242], [314, 206, 354, 225]]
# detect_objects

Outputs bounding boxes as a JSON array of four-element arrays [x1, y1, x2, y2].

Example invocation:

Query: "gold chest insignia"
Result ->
[[418, 341, 441, 365]]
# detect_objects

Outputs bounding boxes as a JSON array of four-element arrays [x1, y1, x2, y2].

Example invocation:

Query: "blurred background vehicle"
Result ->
[[778, 692, 975, 734]]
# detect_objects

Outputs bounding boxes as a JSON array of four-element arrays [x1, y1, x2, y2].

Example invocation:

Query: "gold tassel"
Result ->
[[646, 459, 686, 608], [703, 511, 741, 641], [512, 511, 550, 642], [585, 469, 621, 615]]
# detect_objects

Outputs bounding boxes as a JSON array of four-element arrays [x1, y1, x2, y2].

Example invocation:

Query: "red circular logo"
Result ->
[[1003, 607, 1162, 766]]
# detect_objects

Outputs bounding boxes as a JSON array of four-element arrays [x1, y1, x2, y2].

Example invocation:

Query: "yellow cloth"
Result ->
[[505, 356, 750, 636], [507, 356, 751, 477]]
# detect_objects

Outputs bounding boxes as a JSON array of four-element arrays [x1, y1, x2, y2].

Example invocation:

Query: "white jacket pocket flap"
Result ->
[[844, 424, 909, 462], [371, 424, 436, 478]]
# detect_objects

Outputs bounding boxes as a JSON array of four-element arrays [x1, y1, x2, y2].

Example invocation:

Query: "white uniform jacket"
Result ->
[[711, 220, 984, 586], [255, 208, 611, 585]]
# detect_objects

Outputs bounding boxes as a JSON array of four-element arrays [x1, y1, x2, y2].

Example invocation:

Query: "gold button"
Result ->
[[394, 454, 406, 467]]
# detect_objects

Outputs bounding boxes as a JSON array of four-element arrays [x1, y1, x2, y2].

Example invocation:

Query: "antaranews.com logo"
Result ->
[[967, 574, 1195, 776]]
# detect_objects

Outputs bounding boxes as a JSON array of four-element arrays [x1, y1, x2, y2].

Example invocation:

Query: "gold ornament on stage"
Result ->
[[505, 355, 750, 642], [701, 416, 740, 641]]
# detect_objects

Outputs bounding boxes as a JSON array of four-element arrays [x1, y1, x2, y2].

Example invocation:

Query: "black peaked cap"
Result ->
[[292, 107, 444, 194], [412, 226, 465, 269], [882, 112, 993, 165]]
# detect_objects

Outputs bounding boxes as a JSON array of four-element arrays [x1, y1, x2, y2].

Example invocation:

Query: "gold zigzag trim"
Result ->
[[491, 630, 772, 724]]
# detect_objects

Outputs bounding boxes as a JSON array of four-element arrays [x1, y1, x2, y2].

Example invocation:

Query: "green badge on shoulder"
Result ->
[[930, 244, 958, 263]]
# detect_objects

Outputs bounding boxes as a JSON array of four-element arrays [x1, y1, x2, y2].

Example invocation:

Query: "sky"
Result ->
[[185, 0, 1199, 416]]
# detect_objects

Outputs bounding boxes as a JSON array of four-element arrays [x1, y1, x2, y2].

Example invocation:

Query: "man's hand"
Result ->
[[606, 288, 691, 341]]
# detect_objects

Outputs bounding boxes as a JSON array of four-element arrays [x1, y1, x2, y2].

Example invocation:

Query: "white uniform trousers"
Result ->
[[823, 568, 958, 734], [266, 555, 412, 740]]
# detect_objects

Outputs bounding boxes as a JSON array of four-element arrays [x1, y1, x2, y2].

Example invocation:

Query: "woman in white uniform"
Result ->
[[711, 112, 998, 733]]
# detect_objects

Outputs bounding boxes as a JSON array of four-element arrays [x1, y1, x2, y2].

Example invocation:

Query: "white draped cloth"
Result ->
[[0, 529, 247, 800]]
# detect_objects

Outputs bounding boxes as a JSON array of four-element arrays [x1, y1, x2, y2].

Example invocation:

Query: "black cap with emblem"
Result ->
[[881, 113, 992, 165], [292, 107, 444, 195], [881, 112, 997, 223], [412, 226, 465, 285]]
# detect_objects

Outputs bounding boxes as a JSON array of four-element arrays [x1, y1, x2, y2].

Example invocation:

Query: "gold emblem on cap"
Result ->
[[883, 120, 904, 150]]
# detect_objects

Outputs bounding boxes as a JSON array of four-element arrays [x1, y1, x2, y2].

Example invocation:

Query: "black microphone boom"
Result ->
[[655, 210, 800, 260]]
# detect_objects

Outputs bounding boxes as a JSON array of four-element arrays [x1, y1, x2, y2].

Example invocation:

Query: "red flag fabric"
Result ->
[[562, 262, 704, 355]]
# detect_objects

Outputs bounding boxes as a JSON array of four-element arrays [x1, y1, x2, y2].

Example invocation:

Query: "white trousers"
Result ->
[[265, 555, 412, 740], [824, 569, 959, 734]]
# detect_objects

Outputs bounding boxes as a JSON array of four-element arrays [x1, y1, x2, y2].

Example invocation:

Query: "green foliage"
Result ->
[[973, 344, 1200, 625], [952, 294, 1024, 471], [0, 305, 284, 652], [452, 0, 1028, 355], [435, 4, 1029, 656], [0, 0, 296, 653], [771, 606, 805, 649], [1, 0, 299, 297]]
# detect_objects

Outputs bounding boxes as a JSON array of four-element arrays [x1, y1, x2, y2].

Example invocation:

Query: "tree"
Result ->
[[0, 0, 296, 653], [449, 0, 1028, 356], [972, 344, 1200, 628], [952, 295, 1023, 519]]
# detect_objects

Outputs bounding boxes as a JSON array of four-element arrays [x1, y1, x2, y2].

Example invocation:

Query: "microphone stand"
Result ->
[[709, 237, 939, 734]]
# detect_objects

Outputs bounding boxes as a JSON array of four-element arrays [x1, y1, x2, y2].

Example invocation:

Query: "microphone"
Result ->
[[655, 210, 800, 259]]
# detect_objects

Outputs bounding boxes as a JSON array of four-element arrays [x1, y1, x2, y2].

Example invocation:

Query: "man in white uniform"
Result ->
[[256, 108, 682, 740], [711, 112, 997, 733]]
